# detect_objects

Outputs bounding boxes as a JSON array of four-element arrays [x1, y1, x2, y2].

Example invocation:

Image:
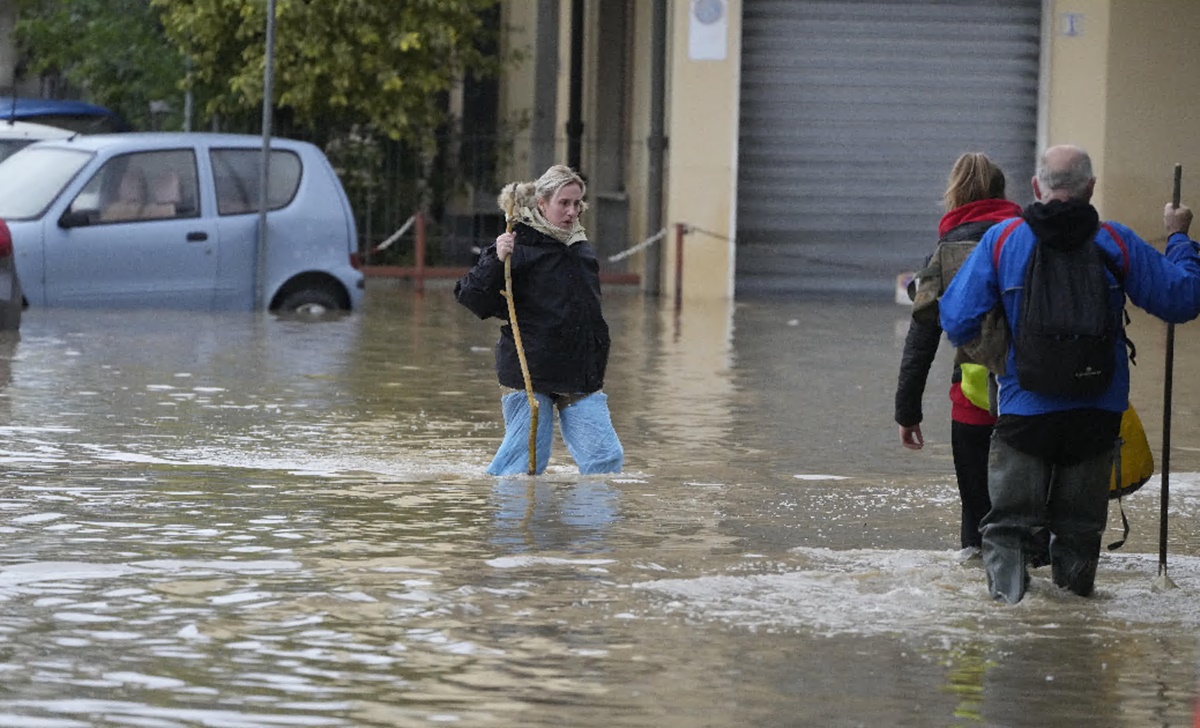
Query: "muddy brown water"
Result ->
[[0, 285, 1198, 726]]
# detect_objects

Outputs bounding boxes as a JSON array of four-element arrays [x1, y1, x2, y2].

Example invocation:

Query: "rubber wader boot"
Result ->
[[1050, 534, 1100, 597], [983, 531, 1029, 604], [1028, 528, 1052, 568]]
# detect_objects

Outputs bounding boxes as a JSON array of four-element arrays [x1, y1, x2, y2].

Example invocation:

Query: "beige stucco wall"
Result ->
[[1045, 0, 1200, 243], [1042, 0, 1110, 200], [1103, 0, 1200, 241], [498, 0, 1200, 299], [662, 0, 741, 300], [498, 1, 540, 184], [623, 0, 656, 272]]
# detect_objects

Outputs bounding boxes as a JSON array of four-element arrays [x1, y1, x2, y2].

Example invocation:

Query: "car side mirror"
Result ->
[[59, 210, 92, 229]]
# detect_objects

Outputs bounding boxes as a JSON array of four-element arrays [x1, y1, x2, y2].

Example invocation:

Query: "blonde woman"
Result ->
[[455, 165, 623, 476], [895, 152, 1023, 558]]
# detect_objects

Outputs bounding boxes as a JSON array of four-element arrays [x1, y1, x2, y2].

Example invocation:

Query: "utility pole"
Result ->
[[255, 0, 277, 310]]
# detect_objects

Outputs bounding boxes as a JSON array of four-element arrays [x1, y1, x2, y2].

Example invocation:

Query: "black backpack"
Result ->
[[993, 219, 1128, 398]]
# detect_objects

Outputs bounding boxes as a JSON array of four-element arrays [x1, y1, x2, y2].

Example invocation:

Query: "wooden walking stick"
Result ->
[[500, 204, 539, 475], [1152, 163, 1182, 592]]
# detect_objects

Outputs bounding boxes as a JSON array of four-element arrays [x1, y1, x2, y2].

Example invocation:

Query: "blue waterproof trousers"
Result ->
[[487, 391, 624, 476], [981, 434, 1115, 603]]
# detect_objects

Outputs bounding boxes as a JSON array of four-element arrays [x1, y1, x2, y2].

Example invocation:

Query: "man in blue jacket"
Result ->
[[940, 144, 1200, 603]]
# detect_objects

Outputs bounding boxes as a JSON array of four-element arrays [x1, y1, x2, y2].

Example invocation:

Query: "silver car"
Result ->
[[0, 120, 73, 164], [0, 132, 364, 313]]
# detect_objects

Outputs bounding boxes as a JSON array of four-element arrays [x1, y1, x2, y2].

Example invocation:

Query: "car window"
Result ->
[[0, 147, 93, 220], [210, 148, 301, 216], [72, 150, 200, 224], [0, 139, 35, 164], [18, 113, 124, 134]]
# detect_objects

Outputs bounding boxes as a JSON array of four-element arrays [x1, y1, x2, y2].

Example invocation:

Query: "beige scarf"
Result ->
[[520, 207, 588, 246], [498, 181, 588, 245]]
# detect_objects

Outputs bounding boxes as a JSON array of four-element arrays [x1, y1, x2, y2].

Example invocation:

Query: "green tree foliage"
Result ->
[[15, 0, 502, 146], [13, 0, 187, 130], [154, 0, 502, 148], [14, 0, 506, 254]]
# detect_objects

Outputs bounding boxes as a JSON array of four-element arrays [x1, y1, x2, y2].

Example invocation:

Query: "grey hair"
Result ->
[[1035, 145, 1094, 198]]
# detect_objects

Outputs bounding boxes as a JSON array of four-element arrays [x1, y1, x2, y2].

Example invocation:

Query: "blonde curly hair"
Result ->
[[497, 165, 588, 220]]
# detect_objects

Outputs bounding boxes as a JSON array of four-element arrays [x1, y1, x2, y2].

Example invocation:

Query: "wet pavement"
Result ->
[[0, 285, 1199, 726]]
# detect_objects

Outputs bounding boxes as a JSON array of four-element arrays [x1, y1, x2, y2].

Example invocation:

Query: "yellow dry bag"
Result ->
[[1111, 403, 1153, 499]]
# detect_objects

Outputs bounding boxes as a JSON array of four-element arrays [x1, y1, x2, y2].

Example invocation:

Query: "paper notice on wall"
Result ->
[[1060, 12, 1084, 36], [688, 0, 727, 61]]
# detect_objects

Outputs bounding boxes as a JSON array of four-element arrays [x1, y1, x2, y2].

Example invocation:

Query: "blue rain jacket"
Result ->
[[940, 212, 1200, 416]]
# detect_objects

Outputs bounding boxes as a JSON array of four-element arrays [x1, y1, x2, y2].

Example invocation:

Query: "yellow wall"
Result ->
[[663, 0, 741, 300], [1046, 0, 1200, 243], [623, 0, 656, 274], [498, 1, 539, 183], [1104, 0, 1200, 241], [1043, 0, 1110, 200], [555, 1, 573, 165]]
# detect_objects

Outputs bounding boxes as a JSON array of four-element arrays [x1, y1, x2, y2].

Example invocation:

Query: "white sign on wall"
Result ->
[[689, 0, 728, 61], [1061, 12, 1084, 36]]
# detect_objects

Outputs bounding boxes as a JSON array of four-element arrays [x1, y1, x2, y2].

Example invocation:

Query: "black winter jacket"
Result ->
[[455, 223, 611, 394]]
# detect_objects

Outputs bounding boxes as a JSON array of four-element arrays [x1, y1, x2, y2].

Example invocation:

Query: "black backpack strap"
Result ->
[[1107, 495, 1131, 551], [1098, 225, 1135, 551], [1107, 437, 1130, 550]]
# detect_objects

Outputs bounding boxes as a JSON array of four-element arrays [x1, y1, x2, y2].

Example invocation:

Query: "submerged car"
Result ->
[[0, 132, 364, 313]]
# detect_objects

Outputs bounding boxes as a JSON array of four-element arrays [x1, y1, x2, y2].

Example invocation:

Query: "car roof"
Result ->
[[0, 119, 76, 141], [28, 131, 316, 154], [0, 97, 130, 133], [0, 97, 118, 117]]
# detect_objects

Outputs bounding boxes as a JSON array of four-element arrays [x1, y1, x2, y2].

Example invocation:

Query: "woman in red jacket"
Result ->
[[895, 152, 1027, 559]]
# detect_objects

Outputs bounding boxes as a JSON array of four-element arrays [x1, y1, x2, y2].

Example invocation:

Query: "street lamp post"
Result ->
[[255, 0, 278, 310]]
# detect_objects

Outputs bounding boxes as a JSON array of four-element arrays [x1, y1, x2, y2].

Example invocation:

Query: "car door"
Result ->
[[42, 148, 219, 309], [207, 146, 305, 310]]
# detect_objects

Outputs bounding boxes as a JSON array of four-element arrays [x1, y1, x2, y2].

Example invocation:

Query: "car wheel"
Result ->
[[276, 287, 344, 315]]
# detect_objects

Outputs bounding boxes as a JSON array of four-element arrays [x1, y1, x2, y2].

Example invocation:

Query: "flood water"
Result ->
[[2, 283, 1200, 727]]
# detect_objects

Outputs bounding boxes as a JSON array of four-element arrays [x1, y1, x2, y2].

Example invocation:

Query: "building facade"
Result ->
[[492, 0, 1200, 300]]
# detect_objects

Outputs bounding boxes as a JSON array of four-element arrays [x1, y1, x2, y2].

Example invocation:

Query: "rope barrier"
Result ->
[[376, 217, 730, 261], [371, 213, 417, 253], [605, 222, 735, 267], [607, 227, 667, 263], [683, 224, 733, 243]]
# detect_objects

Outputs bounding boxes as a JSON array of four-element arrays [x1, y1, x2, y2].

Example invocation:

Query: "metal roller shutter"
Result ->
[[736, 0, 1042, 296]]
